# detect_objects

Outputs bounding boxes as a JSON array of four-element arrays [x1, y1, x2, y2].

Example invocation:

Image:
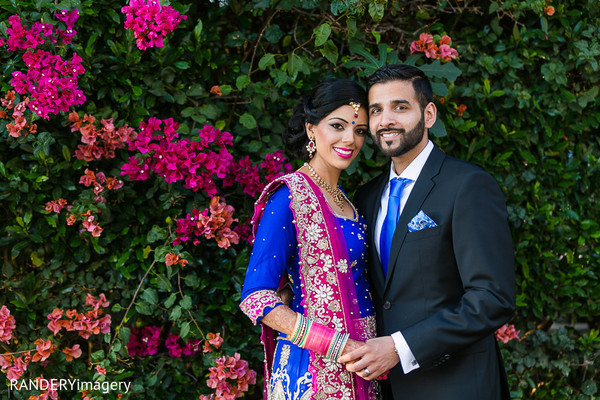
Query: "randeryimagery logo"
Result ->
[[7, 378, 131, 396]]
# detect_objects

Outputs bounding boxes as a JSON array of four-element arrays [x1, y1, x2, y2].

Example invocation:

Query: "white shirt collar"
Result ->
[[388, 140, 434, 182]]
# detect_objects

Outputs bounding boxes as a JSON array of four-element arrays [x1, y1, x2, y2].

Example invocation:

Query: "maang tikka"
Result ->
[[349, 102, 360, 124]]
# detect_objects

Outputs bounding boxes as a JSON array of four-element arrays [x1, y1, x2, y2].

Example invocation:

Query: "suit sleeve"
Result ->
[[401, 169, 516, 371]]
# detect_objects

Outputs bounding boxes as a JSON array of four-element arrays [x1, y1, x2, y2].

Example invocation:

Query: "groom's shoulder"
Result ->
[[355, 171, 386, 199]]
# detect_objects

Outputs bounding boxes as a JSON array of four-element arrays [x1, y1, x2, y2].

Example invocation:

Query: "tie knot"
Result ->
[[389, 177, 411, 199]]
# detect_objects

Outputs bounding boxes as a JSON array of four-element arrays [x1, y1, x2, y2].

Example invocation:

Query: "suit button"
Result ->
[[383, 301, 391, 310]]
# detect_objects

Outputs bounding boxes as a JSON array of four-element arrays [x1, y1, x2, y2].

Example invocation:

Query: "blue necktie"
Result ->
[[380, 177, 411, 275]]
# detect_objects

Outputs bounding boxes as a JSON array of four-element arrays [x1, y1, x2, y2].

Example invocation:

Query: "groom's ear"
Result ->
[[424, 102, 437, 129]]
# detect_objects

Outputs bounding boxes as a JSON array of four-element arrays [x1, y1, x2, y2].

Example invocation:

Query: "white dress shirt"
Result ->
[[374, 139, 434, 374]]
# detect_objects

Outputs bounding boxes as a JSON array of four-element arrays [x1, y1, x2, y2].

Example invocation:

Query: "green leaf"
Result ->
[[429, 118, 448, 138], [236, 75, 251, 90], [194, 19, 203, 40], [141, 288, 158, 305], [174, 61, 190, 70], [319, 40, 339, 65], [258, 53, 276, 70], [287, 52, 309, 78], [239, 112, 257, 129], [164, 293, 177, 308], [169, 305, 182, 321], [368, 2, 385, 21], [179, 295, 192, 310], [313, 23, 331, 47], [419, 60, 462, 82], [179, 321, 190, 339], [146, 225, 167, 243]]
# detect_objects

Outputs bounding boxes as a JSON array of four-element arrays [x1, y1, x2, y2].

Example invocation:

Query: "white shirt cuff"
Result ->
[[391, 331, 420, 374]]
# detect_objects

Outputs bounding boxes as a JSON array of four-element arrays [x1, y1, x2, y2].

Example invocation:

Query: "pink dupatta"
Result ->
[[252, 172, 375, 400]]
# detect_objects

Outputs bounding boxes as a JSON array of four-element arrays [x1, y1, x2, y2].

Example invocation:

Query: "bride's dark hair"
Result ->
[[282, 78, 368, 161]]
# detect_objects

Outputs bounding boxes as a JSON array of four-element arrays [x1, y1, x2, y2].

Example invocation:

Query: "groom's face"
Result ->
[[368, 80, 427, 158]]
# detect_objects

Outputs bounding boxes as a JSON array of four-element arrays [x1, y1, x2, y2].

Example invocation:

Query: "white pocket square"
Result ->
[[407, 210, 438, 232]]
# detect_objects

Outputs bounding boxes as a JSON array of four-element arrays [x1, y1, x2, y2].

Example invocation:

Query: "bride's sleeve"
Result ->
[[240, 185, 296, 325]]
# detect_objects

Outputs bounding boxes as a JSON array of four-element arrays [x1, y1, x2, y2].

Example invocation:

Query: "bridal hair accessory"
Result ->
[[349, 101, 360, 124], [306, 136, 316, 158]]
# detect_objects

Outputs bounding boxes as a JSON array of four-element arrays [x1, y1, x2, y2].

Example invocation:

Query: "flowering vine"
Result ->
[[69, 111, 137, 161], [174, 196, 239, 248], [4, 11, 86, 120], [121, 0, 187, 50], [410, 33, 459, 62]]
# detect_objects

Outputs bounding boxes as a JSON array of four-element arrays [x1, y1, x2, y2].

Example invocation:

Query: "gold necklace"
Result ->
[[305, 163, 345, 210]]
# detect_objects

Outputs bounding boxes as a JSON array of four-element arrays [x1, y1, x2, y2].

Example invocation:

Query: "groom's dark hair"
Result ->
[[368, 64, 434, 110]]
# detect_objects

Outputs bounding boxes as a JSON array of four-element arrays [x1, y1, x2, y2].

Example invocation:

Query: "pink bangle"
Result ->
[[304, 321, 335, 355]]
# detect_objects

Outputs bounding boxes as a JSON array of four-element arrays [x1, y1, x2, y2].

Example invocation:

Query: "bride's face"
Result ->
[[306, 104, 368, 173]]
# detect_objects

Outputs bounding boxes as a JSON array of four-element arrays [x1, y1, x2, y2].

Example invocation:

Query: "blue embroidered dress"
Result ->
[[240, 184, 375, 400]]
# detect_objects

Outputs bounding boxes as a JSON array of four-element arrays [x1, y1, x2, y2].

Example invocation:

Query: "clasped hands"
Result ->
[[338, 336, 399, 381]]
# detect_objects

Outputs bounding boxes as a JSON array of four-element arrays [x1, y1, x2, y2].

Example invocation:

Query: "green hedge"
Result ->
[[1, 0, 598, 399]]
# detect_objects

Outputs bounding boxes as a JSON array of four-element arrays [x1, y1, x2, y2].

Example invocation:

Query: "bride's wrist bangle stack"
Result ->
[[288, 313, 350, 360]]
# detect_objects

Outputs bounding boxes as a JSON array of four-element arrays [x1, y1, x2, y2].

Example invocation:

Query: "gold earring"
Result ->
[[306, 136, 316, 158]]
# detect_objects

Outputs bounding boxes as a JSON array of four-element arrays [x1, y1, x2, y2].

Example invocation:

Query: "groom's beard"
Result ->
[[372, 113, 425, 158]]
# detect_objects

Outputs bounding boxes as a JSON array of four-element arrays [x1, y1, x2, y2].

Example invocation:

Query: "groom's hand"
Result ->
[[338, 336, 399, 381]]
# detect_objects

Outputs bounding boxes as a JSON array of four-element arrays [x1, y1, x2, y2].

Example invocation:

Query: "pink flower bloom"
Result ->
[[86, 293, 110, 309], [165, 333, 183, 357], [0, 305, 17, 343], [63, 344, 82, 361], [495, 323, 520, 343], [409, 32, 459, 62], [45, 198, 68, 213], [121, 0, 187, 50], [32, 338, 55, 362], [10, 49, 86, 119], [6, 356, 29, 381], [95, 365, 106, 375], [439, 44, 459, 61]]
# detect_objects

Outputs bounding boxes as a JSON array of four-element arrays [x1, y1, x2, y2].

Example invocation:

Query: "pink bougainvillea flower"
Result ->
[[45, 198, 68, 213], [208, 332, 223, 348], [86, 293, 110, 309], [32, 338, 56, 362], [95, 365, 106, 375], [121, 0, 187, 50], [410, 33, 459, 62], [10, 49, 86, 119], [205, 352, 257, 399], [0, 305, 17, 343], [495, 323, 520, 343], [165, 333, 183, 357], [62, 344, 82, 361], [6, 356, 29, 381], [210, 85, 222, 96]]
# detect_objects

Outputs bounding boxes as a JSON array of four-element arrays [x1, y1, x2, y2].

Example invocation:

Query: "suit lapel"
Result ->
[[384, 146, 445, 289], [364, 172, 389, 291]]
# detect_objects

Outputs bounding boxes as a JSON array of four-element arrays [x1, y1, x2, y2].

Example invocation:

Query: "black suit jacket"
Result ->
[[354, 145, 515, 400]]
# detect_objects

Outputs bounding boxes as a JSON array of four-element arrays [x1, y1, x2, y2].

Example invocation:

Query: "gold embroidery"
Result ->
[[240, 289, 284, 325], [280, 344, 291, 368]]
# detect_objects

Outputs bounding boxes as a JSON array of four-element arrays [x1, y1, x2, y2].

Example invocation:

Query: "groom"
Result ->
[[339, 64, 515, 399]]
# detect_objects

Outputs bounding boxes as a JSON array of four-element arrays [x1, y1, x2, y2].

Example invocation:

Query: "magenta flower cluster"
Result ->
[[164, 333, 202, 357], [121, 0, 187, 50], [10, 50, 86, 119], [126, 326, 161, 356], [121, 120, 234, 198], [4, 15, 53, 51], [5, 10, 86, 120], [224, 150, 292, 198]]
